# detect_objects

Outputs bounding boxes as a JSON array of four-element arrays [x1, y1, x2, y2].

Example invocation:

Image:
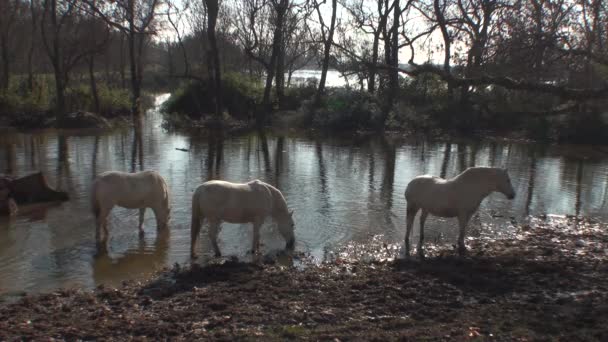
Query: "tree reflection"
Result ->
[[131, 118, 144, 172], [205, 131, 224, 180], [525, 147, 537, 216], [92, 229, 170, 286], [440, 142, 452, 178], [274, 136, 285, 187]]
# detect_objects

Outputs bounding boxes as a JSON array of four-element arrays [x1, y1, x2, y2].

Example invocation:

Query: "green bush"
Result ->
[[163, 73, 262, 119], [65, 85, 130, 117], [305, 89, 383, 130], [281, 84, 317, 110]]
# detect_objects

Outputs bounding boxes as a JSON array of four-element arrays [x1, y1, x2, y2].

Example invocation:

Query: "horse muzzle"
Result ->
[[286, 238, 295, 250]]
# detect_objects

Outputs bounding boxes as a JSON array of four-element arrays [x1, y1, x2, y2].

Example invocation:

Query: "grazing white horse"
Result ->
[[405, 167, 515, 258], [190, 179, 295, 258], [91, 171, 171, 250]]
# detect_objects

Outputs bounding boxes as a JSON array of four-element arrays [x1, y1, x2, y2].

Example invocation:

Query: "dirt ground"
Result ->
[[1, 216, 607, 341]]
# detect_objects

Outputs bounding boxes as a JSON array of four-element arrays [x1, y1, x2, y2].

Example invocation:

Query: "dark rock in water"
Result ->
[[57, 111, 111, 129], [0, 172, 68, 215], [8, 172, 69, 204], [0, 177, 18, 216]]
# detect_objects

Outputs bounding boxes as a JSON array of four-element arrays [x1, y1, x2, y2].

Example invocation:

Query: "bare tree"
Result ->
[[41, 0, 105, 119], [204, 0, 223, 117], [0, 0, 21, 90], [312, 0, 338, 106], [83, 0, 161, 120]]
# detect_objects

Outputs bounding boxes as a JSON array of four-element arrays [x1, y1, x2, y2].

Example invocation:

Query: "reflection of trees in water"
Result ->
[[315, 141, 330, 214], [205, 132, 224, 180], [258, 130, 271, 174], [525, 146, 537, 216], [379, 137, 396, 230], [380, 137, 395, 210], [92, 229, 171, 286], [131, 118, 144, 172], [92, 135, 100, 179], [457, 143, 467, 172], [440, 142, 452, 178], [274, 136, 285, 188], [3, 142, 16, 174], [56, 135, 72, 190], [575, 160, 583, 218], [488, 142, 498, 167], [469, 143, 479, 167]]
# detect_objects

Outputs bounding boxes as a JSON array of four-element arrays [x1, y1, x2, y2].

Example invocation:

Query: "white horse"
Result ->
[[405, 167, 515, 258], [190, 179, 295, 258], [91, 171, 171, 250]]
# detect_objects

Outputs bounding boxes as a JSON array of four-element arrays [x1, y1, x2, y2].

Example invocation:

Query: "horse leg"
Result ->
[[418, 210, 428, 259], [251, 218, 263, 255], [138, 208, 145, 237], [457, 213, 472, 256], [405, 204, 418, 258], [190, 209, 203, 259], [96, 206, 111, 253], [208, 219, 222, 257]]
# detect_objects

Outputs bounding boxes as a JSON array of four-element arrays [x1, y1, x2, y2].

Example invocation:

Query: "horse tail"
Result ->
[[190, 191, 200, 228], [190, 189, 203, 257], [91, 181, 100, 219]]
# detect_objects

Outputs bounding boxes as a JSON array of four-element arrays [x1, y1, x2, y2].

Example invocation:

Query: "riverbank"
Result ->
[[1, 216, 606, 340]]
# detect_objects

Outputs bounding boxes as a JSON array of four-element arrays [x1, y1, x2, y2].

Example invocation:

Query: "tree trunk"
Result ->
[[368, 31, 380, 93], [53, 71, 66, 118], [88, 56, 100, 114], [0, 35, 9, 91], [119, 34, 126, 89], [26, 0, 37, 92], [127, 0, 140, 120], [314, 0, 337, 106], [386, 0, 400, 118], [434, 0, 453, 101], [276, 40, 286, 109], [261, 0, 288, 121], [205, 0, 222, 117]]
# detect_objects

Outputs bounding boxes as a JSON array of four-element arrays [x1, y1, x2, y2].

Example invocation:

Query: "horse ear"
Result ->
[[289, 209, 294, 217]]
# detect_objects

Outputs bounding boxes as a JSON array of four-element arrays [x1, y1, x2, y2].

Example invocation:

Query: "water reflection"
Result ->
[[93, 229, 170, 286], [1, 93, 608, 295]]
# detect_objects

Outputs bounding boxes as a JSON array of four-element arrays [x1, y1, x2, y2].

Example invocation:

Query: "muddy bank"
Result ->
[[1, 216, 607, 341]]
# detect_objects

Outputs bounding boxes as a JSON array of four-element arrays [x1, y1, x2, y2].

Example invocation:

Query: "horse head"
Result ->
[[497, 168, 516, 200], [276, 209, 295, 250], [158, 206, 171, 230]]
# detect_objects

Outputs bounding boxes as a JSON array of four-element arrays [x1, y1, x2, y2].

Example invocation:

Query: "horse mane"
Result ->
[[263, 182, 289, 214], [454, 167, 501, 180]]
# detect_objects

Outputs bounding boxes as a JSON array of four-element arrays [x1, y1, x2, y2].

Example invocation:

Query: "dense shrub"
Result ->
[[163, 73, 261, 120], [0, 76, 132, 128], [65, 85, 131, 117], [305, 89, 383, 130]]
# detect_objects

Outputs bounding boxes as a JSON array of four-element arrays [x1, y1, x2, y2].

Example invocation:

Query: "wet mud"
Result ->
[[1, 216, 607, 341]]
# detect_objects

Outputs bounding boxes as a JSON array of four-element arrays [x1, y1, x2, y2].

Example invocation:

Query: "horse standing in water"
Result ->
[[190, 179, 295, 258], [91, 171, 171, 251], [405, 167, 515, 258]]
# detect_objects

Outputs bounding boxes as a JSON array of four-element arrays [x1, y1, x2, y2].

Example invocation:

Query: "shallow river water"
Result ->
[[1, 93, 608, 295]]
